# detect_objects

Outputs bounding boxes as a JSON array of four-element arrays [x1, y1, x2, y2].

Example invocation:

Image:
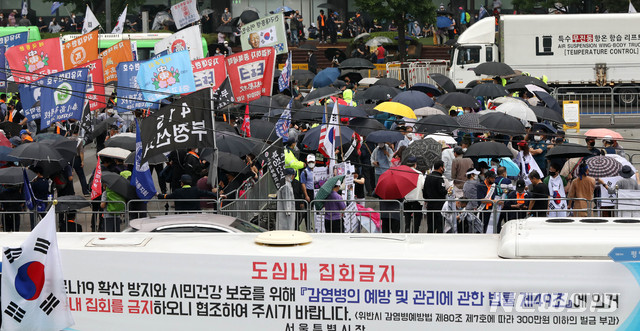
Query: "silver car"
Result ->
[[124, 214, 267, 233]]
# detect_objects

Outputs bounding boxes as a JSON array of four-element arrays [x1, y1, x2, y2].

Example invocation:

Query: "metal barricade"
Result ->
[[221, 172, 277, 223], [311, 199, 403, 234], [553, 86, 614, 117], [386, 62, 411, 84], [408, 60, 449, 87], [217, 198, 309, 231]]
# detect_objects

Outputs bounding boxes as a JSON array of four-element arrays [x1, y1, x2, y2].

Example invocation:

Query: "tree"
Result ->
[[354, 0, 436, 61], [43, 0, 146, 30], [513, 0, 640, 13]]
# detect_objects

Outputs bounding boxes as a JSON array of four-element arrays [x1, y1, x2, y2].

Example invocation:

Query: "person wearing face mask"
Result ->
[[529, 130, 548, 176], [221, 8, 232, 25], [476, 170, 501, 233], [0, 13, 6, 27], [543, 163, 568, 217], [451, 147, 474, 197], [584, 137, 602, 159], [277, 168, 297, 230], [514, 140, 542, 186], [463, 168, 480, 210], [371, 142, 393, 186], [300, 154, 316, 203]]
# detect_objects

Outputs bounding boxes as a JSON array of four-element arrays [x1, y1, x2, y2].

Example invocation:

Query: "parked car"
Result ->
[[123, 214, 267, 233]]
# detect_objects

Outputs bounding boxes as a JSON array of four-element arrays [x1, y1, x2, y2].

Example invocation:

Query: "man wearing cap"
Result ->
[[19, 129, 33, 143], [599, 165, 640, 192], [300, 154, 316, 202], [423, 160, 448, 233], [584, 136, 602, 159], [503, 179, 530, 222], [451, 146, 473, 197], [157, 174, 221, 212], [404, 156, 425, 233]]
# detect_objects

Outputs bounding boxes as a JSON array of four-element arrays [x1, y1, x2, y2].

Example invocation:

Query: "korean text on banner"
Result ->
[[213, 77, 234, 109], [0, 206, 74, 331], [136, 50, 196, 102], [18, 79, 43, 120], [191, 55, 226, 92], [154, 25, 204, 61], [139, 89, 213, 163], [39, 67, 89, 129], [6, 37, 64, 83], [76, 59, 106, 111], [171, 0, 200, 30], [240, 12, 288, 55], [225, 47, 275, 103], [99, 40, 133, 84], [62, 30, 98, 69], [0, 32, 29, 48], [116, 61, 158, 112], [132, 119, 157, 200]]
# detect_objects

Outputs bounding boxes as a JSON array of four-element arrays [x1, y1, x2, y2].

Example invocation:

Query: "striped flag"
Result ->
[[278, 52, 291, 92], [112, 5, 128, 34], [275, 99, 293, 142], [318, 102, 339, 159]]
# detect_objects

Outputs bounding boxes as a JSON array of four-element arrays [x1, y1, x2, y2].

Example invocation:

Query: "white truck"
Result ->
[[449, 13, 640, 105]]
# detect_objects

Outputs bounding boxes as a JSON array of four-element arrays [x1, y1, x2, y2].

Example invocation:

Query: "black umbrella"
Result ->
[[348, 117, 386, 136], [338, 105, 368, 119], [215, 132, 260, 157], [317, 3, 336, 9], [215, 121, 238, 134], [292, 69, 315, 87], [101, 171, 137, 199], [530, 106, 566, 124], [42, 138, 77, 163], [373, 77, 402, 87], [124, 152, 167, 165], [507, 75, 551, 91], [409, 83, 442, 96], [338, 71, 363, 83], [216, 23, 235, 33], [9, 142, 63, 162], [0, 122, 22, 137], [250, 120, 278, 141], [473, 62, 515, 76], [464, 141, 513, 158], [534, 91, 562, 112], [32, 159, 65, 177], [34, 133, 65, 142], [545, 143, 592, 159], [0, 167, 36, 185], [246, 96, 281, 115], [240, 10, 259, 24], [216, 152, 250, 174], [339, 58, 374, 70], [56, 195, 92, 212], [479, 112, 526, 133], [105, 134, 136, 151], [415, 114, 458, 134], [366, 130, 405, 143], [324, 48, 346, 62], [292, 106, 325, 122], [436, 92, 480, 108], [392, 90, 435, 110], [93, 117, 118, 137], [468, 83, 510, 98], [303, 86, 341, 103], [301, 125, 355, 150], [297, 43, 317, 51], [332, 79, 347, 89], [354, 85, 400, 101], [0, 146, 17, 162], [456, 113, 486, 131], [429, 73, 456, 92]]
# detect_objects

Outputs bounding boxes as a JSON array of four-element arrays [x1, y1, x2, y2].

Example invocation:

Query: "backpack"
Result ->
[[465, 12, 471, 24]]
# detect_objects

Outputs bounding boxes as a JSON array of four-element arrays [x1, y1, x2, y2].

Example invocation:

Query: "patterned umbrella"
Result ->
[[456, 113, 486, 131], [578, 156, 622, 179], [401, 138, 442, 173]]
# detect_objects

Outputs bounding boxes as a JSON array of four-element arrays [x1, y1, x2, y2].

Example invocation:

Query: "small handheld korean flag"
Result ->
[[112, 5, 128, 34], [82, 5, 100, 34], [1, 206, 74, 331]]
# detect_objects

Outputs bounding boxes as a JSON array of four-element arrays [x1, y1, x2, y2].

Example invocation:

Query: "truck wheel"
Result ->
[[614, 87, 639, 107]]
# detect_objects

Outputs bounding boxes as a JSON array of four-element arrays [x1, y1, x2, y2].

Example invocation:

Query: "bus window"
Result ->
[[456, 46, 480, 65]]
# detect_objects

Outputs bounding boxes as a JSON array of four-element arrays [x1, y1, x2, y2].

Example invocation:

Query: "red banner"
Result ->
[[224, 47, 275, 103], [191, 55, 226, 92], [62, 30, 99, 69], [90, 155, 102, 200], [76, 59, 106, 111], [99, 40, 133, 84], [6, 37, 64, 83]]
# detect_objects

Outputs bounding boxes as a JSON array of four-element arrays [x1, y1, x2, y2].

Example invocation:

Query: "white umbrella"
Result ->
[[414, 106, 445, 117], [366, 36, 393, 47], [98, 147, 132, 160], [491, 96, 527, 106], [425, 133, 457, 145], [495, 103, 538, 122], [358, 77, 379, 85]]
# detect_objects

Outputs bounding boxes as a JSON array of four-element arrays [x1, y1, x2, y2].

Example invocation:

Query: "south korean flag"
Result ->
[[1, 206, 74, 331]]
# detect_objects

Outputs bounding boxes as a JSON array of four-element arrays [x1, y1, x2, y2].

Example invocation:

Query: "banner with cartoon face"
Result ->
[[6, 37, 64, 83], [136, 50, 196, 102], [39, 67, 89, 129], [240, 12, 288, 55]]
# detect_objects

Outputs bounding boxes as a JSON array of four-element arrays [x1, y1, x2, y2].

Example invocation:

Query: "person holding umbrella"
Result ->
[[423, 160, 448, 233], [324, 180, 346, 233], [370, 142, 393, 186]]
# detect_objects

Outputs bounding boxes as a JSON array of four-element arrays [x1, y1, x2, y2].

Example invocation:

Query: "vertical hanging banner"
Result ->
[[6, 37, 64, 83], [39, 67, 89, 129], [171, 0, 200, 30], [116, 61, 158, 112], [191, 55, 226, 92], [75, 59, 106, 111], [18, 80, 43, 120], [213, 77, 234, 109], [240, 12, 288, 55], [139, 89, 214, 163], [154, 25, 204, 61], [62, 30, 98, 69], [224, 47, 275, 103], [136, 50, 196, 102], [99, 40, 133, 84]]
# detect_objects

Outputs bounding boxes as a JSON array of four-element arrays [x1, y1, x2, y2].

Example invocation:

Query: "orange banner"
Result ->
[[99, 40, 133, 83], [62, 30, 99, 70]]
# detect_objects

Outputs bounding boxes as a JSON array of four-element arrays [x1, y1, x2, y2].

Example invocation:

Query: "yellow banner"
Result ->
[[562, 100, 580, 132], [278, 63, 308, 70]]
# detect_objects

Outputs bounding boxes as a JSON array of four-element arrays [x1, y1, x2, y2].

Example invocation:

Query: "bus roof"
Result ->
[[0, 26, 41, 43]]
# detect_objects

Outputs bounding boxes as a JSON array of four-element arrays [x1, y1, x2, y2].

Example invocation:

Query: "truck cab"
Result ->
[[448, 18, 498, 89]]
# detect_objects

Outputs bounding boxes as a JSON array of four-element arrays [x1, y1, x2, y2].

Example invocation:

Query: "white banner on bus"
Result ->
[[171, 0, 200, 30]]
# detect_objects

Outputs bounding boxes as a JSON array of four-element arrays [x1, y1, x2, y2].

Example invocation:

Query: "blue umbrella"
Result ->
[[274, 6, 294, 13], [312, 68, 341, 88], [479, 157, 520, 177], [436, 16, 453, 28], [410, 83, 442, 96], [392, 90, 434, 110]]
